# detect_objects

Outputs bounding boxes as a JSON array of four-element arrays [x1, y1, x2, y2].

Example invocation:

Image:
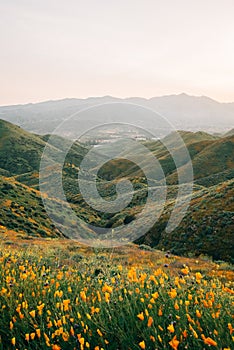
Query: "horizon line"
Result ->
[[1, 92, 234, 108]]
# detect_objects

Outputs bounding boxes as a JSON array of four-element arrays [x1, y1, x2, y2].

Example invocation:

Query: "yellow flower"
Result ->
[[169, 336, 179, 350], [37, 303, 45, 315], [158, 308, 163, 316], [44, 332, 50, 346], [25, 333, 30, 341], [52, 345, 61, 350], [62, 331, 69, 341], [147, 316, 153, 327], [63, 299, 70, 311], [139, 340, 146, 349], [195, 272, 202, 283], [57, 319, 62, 327], [47, 320, 53, 328], [70, 326, 75, 337], [78, 337, 85, 345], [167, 324, 175, 333], [102, 284, 113, 293], [181, 266, 189, 275], [151, 292, 159, 299], [201, 334, 217, 346], [137, 312, 144, 321], [186, 313, 194, 324], [168, 289, 177, 298], [80, 291, 87, 302], [97, 329, 103, 337], [30, 332, 36, 340], [228, 323, 233, 334], [105, 292, 110, 303], [29, 310, 36, 318], [11, 337, 16, 346]]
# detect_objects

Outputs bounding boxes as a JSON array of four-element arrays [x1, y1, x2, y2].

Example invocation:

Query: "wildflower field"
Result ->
[[0, 237, 233, 350]]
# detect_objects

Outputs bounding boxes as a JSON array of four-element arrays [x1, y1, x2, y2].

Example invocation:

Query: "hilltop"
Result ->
[[0, 119, 87, 176], [224, 128, 234, 137], [0, 93, 234, 135]]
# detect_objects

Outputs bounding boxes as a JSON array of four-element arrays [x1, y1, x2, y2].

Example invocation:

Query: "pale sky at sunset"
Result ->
[[0, 0, 234, 105]]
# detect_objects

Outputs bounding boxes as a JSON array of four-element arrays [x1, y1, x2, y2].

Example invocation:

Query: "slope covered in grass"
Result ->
[[140, 179, 234, 262], [0, 176, 61, 238], [0, 120, 233, 262]]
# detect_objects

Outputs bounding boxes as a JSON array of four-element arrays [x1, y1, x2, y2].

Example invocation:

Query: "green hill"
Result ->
[[96, 131, 230, 186], [163, 130, 219, 147], [0, 176, 61, 237], [0, 119, 233, 262], [0, 119, 87, 177], [0, 119, 46, 175], [138, 179, 234, 262], [166, 135, 234, 186], [0, 175, 97, 240]]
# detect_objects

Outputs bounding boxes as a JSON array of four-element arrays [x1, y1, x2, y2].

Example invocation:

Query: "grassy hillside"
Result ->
[[166, 135, 234, 186], [0, 176, 61, 238], [0, 119, 46, 175], [0, 119, 233, 262], [0, 119, 87, 176], [93, 131, 220, 182], [0, 175, 97, 242], [139, 179, 234, 262]]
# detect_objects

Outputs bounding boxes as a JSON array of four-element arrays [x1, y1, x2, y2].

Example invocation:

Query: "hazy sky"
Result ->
[[1, 0, 234, 105]]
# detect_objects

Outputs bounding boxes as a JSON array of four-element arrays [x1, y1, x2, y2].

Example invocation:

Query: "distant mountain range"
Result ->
[[0, 93, 233, 136], [0, 119, 233, 262]]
